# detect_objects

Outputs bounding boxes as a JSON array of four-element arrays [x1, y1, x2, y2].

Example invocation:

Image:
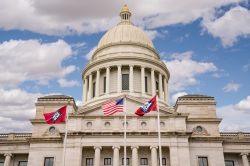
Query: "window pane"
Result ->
[[86, 158, 93, 165], [145, 76, 148, 92], [122, 74, 129, 90], [44, 157, 54, 166], [104, 77, 106, 93], [93, 82, 96, 97], [122, 158, 129, 165], [198, 157, 208, 166], [140, 158, 148, 165], [19, 161, 28, 166], [225, 160, 234, 166], [104, 158, 112, 165], [162, 158, 166, 165]]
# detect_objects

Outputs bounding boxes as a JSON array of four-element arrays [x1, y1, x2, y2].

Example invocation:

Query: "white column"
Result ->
[[141, 66, 145, 95], [88, 74, 93, 100], [131, 146, 139, 166], [163, 76, 168, 104], [117, 65, 122, 93], [94, 146, 102, 166], [129, 65, 134, 93], [112, 146, 120, 166], [241, 153, 249, 166], [96, 69, 100, 97], [159, 73, 163, 99], [83, 77, 88, 103], [150, 146, 158, 166], [151, 69, 156, 96], [4, 153, 12, 166], [106, 67, 110, 94]]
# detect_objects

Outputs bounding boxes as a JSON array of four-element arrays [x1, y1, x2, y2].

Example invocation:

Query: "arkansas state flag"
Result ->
[[43, 105, 67, 124], [135, 96, 157, 116]]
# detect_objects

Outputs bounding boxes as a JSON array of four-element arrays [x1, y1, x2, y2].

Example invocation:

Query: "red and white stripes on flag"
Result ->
[[102, 98, 124, 116]]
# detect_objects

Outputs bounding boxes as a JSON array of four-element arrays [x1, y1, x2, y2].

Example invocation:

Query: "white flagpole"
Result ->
[[156, 96, 163, 166], [62, 101, 69, 166], [124, 97, 127, 166]]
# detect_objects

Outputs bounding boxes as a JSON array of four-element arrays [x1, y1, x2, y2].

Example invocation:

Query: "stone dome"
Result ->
[[96, 5, 154, 50], [97, 23, 154, 49]]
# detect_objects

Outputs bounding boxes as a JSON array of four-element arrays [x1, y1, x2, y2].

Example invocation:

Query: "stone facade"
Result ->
[[0, 5, 250, 166]]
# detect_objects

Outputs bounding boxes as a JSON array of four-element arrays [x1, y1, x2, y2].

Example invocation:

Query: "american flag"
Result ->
[[102, 98, 124, 116]]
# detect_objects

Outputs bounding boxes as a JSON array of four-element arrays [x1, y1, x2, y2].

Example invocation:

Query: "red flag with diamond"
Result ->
[[135, 96, 157, 116]]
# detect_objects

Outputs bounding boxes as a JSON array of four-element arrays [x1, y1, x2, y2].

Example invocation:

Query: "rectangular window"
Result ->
[[122, 158, 129, 165], [122, 74, 129, 90], [225, 160, 234, 166], [44, 157, 54, 166], [104, 76, 106, 93], [86, 158, 94, 166], [156, 81, 159, 90], [18, 161, 28, 166], [145, 76, 148, 92], [140, 158, 148, 165], [93, 82, 96, 97], [162, 158, 167, 165], [104, 158, 112, 165], [198, 157, 208, 166]]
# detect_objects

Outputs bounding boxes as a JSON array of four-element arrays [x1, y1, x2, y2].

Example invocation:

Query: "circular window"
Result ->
[[160, 122, 165, 127], [105, 122, 111, 127], [196, 126, 203, 132], [141, 122, 147, 128], [49, 126, 56, 134], [86, 122, 92, 128]]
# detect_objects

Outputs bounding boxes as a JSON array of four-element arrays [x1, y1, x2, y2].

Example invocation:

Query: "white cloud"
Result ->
[[218, 96, 250, 131], [164, 51, 217, 92], [0, 0, 244, 36], [235, 96, 250, 111], [0, 39, 76, 87], [58, 78, 80, 88], [171, 92, 187, 104], [144, 30, 162, 40], [202, 6, 250, 47], [85, 46, 97, 60], [0, 88, 42, 133], [223, 83, 240, 92]]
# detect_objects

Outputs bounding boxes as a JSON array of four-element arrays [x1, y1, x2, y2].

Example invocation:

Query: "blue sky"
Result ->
[[0, 0, 250, 132]]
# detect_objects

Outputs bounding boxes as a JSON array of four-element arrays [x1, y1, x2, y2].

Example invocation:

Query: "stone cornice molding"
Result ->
[[82, 56, 170, 79]]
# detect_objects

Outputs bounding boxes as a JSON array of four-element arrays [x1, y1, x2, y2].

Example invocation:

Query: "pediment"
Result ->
[[75, 95, 174, 117]]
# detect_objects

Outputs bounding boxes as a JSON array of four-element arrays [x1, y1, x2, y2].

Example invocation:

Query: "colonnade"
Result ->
[[83, 65, 169, 103], [93, 146, 159, 166]]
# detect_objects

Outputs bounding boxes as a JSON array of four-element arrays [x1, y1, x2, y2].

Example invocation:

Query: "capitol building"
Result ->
[[0, 5, 250, 166]]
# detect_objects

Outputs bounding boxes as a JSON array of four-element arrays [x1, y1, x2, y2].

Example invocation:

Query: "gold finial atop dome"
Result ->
[[120, 4, 131, 22], [121, 4, 129, 12]]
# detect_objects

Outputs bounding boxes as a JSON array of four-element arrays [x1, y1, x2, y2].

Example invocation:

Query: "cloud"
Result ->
[[0, 39, 76, 87], [0, 88, 42, 133], [58, 78, 80, 88], [202, 6, 250, 47], [223, 83, 240, 92], [235, 96, 250, 111], [144, 30, 163, 40], [171, 92, 187, 104], [163, 51, 217, 92], [0, 0, 244, 36], [218, 96, 250, 131]]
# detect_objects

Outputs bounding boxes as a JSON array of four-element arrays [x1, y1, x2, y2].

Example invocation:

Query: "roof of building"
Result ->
[[96, 5, 154, 50]]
